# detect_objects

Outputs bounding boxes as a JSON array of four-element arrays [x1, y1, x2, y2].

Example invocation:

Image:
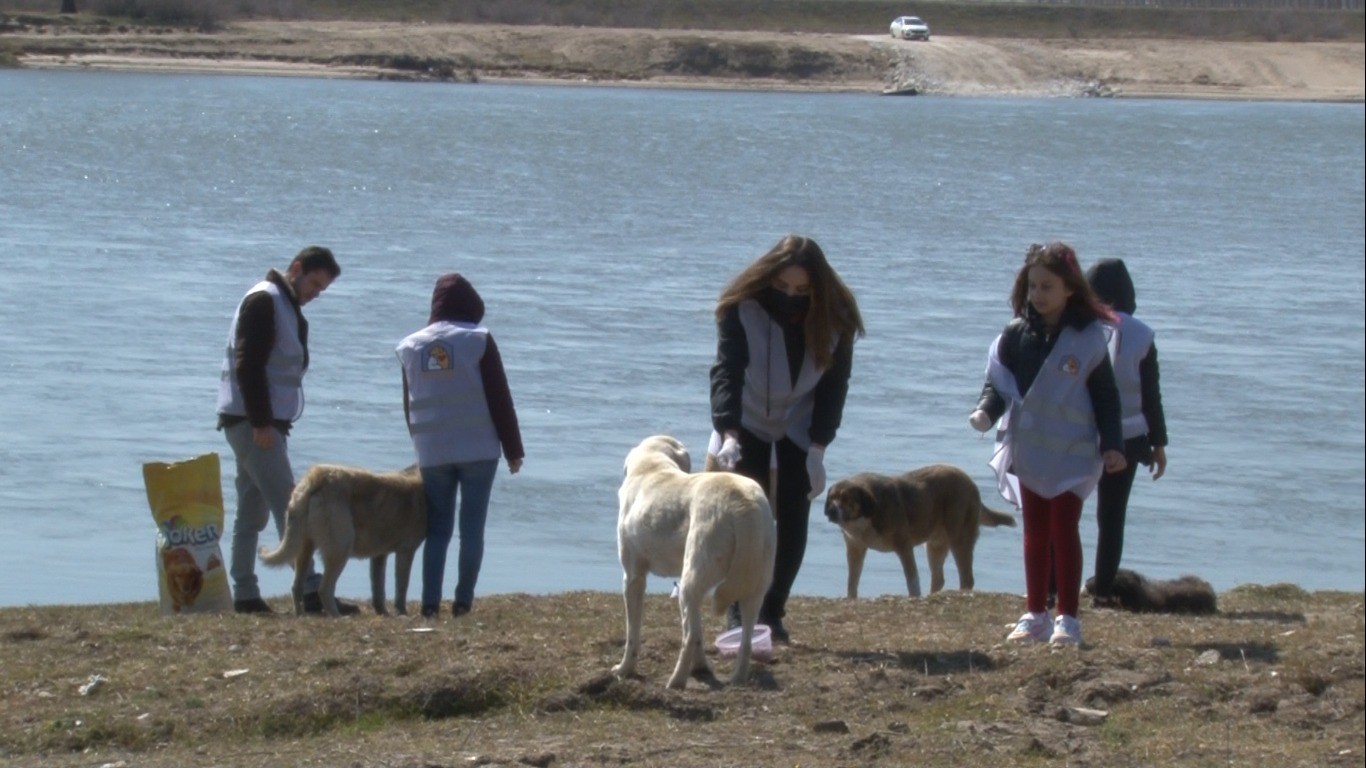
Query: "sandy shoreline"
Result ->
[[7, 20, 1364, 101]]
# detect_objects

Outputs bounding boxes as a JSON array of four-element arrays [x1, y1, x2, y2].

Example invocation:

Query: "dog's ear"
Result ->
[[672, 446, 692, 473], [845, 484, 875, 519]]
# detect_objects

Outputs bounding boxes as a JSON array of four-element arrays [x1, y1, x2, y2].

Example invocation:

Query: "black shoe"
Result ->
[[725, 603, 742, 631], [421, 604, 439, 619], [302, 593, 361, 616], [763, 616, 790, 644], [234, 597, 274, 615], [452, 603, 471, 618]]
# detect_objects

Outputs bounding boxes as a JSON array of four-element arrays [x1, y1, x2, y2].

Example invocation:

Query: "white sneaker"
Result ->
[[1050, 614, 1082, 646], [1006, 611, 1051, 643]]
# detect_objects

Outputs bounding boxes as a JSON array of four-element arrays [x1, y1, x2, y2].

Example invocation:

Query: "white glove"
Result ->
[[806, 445, 826, 500], [715, 434, 742, 471], [968, 410, 993, 433]]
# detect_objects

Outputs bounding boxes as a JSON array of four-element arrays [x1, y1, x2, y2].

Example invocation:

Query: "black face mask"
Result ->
[[765, 286, 810, 324]]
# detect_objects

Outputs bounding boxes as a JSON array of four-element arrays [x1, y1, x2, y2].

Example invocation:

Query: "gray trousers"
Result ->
[[224, 420, 321, 601]]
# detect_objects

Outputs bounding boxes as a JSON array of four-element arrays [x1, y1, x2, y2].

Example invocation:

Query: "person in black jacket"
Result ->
[[710, 234, 864, 643], [216, 246, 356, 615], [969, 242, 1126, 647], [1084, 258, 1169, 608]]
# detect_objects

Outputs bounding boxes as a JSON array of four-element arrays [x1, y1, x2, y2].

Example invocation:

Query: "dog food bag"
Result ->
[[143, 453, 232, 615]]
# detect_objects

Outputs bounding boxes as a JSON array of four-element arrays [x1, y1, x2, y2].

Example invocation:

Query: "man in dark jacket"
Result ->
[[216, 246, 356, 615]]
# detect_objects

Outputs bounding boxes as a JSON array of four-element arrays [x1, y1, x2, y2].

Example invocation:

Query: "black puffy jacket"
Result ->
[[975, 307, 1125, 455]]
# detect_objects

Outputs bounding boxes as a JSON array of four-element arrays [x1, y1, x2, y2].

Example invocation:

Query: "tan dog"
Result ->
[[259, 464, 426, 617], [824, 465, 1016, 599], [614, 435, 777, 689]]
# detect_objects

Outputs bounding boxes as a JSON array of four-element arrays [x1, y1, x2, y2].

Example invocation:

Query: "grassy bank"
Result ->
[[2, 0, 1362, 40], [1, 585, 1361, 767]]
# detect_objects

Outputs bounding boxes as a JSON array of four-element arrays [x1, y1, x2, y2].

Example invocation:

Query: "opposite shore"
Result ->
[[3, 17, 1363, 101]]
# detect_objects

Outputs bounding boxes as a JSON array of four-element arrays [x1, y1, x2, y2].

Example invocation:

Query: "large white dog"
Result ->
[[613, 435, 777, 689]]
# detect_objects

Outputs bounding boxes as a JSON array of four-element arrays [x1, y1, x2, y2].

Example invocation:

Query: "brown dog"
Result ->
[[1085, 569, 1218, 614], [259, 464, 426, 617], [824, 465, 1016, 599]]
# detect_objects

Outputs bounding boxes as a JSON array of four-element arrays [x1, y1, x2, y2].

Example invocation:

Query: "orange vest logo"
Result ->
[[424, 343, 453, 371]]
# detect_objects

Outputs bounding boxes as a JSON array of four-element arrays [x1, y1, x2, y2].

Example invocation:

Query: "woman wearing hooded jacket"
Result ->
[[1084, 258, 1168, 607], [710, 235, 865, 643], [397, 273, 524, 619]]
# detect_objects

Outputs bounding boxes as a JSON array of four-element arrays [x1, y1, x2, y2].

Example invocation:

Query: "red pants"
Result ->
[[1020, 486, 1083, 617]]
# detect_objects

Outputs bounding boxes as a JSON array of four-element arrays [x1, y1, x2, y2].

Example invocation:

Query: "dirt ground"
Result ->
[[1, 586, 1362, 768], [7, 19, 1364, 100]]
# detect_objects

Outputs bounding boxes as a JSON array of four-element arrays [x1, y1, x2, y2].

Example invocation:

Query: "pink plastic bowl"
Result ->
[[714, 624, 773, 661]]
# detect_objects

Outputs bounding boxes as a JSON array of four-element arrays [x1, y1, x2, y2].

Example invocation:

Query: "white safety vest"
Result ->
[[1103, 312, 1154, 440], [985, 322, 1108, 506], [216, 280, 305, 423], [736, 300, 833, 449], [396, 321, 501, 467]]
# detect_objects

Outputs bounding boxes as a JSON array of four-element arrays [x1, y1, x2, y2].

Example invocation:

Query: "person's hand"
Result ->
[[968, 410, 992, 433], [1149, 446, 1166, 481], [806, 444, 826, 500], [507, 458, 523, 475], [715, 433, 742, 471], [1102, 449, 1127, 474], [252, 425, 276, 449]]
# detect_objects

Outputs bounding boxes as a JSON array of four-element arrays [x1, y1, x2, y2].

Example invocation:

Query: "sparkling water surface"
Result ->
[[1, 70, 1362, 607]]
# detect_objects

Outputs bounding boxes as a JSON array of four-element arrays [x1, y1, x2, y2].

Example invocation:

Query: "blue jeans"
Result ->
[[421, 459, 499, 610], [223, 421, 320, 601]]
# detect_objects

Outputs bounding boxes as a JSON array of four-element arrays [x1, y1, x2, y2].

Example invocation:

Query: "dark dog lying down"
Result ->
[[1085, 568, 1218, 614]]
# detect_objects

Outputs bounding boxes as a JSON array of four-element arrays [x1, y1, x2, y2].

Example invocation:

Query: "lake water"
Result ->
[[1, 70, 1362, 608]]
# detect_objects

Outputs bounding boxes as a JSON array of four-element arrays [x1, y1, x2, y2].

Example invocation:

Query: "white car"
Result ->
[[890, 16, 931, 41]]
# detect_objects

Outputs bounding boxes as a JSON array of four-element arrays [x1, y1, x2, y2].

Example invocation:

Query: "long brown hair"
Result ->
[[1009, 242, 1114, 324], [716, 234, 865, 370]]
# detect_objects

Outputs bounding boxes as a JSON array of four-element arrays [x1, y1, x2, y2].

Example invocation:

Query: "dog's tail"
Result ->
[[979, 503, 1016, 528], [711, 494, 778, 616], [258, 470, 315, 567]]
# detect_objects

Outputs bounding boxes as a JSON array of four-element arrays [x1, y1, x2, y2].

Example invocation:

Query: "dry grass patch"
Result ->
[[1, 585, 1361, 767]]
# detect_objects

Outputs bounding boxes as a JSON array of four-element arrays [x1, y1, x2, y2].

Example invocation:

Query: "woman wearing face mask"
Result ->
[[710, 234, 865, 643]]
